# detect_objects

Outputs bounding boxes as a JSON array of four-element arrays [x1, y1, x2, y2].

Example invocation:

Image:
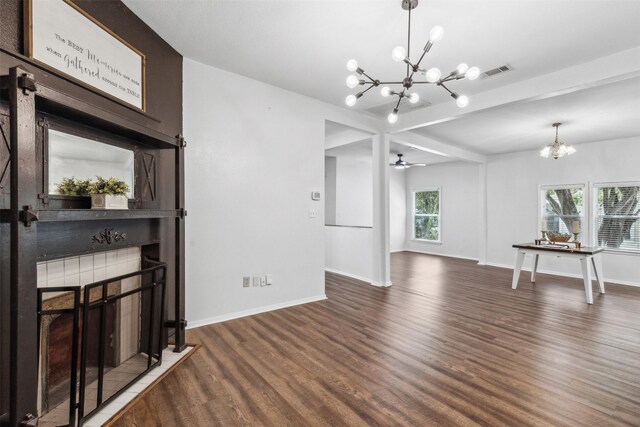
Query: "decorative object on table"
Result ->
[[540, 123, 576, 159], [546, 231, 572, 243], [572, 220, 582, 248], [88, 176, 130, 210], [55, 176, 92, 196], [25, 0, 146, 110], [344, 0, 480, 123]]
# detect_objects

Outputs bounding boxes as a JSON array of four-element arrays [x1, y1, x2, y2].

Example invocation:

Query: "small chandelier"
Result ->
[[540, 123, 576, 159], [344, 0, 480, 123]]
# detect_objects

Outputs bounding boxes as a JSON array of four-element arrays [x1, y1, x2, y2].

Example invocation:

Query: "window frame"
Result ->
[[591, 181, 640, 255], [539, 183, 587, 244], [412, 187, 442, 244]]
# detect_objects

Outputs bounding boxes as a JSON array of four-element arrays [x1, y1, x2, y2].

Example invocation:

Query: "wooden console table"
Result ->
[[511, 243, 605, 304]]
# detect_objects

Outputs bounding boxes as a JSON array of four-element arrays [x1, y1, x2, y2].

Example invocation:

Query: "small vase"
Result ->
[[91, 194, 129, 210]]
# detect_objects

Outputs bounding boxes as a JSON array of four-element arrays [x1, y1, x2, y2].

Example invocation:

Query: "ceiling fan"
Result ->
[[390, 154, 426, 169]]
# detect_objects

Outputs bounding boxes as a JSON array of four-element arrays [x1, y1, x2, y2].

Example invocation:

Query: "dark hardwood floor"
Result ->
[[114, 252, 640, 426]]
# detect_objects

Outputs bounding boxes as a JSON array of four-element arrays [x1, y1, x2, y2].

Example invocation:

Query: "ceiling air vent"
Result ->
[[366, 99, 432, 117], [482, 64, 512, 78]]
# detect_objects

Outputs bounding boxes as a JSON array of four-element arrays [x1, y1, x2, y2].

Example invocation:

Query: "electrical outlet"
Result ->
[[252, 276, 260, 287], [308, 208, 317, 218], [243, 276, 251, 288], [265, 274, 273, 286], [259, 276, 267, 287]]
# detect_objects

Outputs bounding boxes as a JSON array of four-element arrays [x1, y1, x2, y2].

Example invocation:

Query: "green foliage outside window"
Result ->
[[414, 190, 440, 241]]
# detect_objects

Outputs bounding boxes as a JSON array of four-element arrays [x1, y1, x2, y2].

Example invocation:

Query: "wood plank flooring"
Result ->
[[114, 252, 640, 426]]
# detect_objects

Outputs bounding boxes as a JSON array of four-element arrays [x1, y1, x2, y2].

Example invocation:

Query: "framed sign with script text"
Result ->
[[24, 0, 146, 110]]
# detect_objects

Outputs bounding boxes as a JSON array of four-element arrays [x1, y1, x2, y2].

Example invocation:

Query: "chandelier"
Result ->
[[540, 123, 576, 159], [344, 0, 480, 124]]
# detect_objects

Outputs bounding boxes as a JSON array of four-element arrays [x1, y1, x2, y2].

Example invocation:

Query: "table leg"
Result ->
[[531, 254, 539, 283], [591, 255, 605, 294], [512, 251, 526, 289], [580, 257, 593, 304]]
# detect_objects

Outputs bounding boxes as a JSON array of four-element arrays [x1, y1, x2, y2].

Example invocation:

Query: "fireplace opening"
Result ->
[[36, 246, 165, 426]]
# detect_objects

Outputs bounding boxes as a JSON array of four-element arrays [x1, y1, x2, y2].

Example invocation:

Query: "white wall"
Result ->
[[334, 157, 372, 226], [390, 168, 406, 252], [404, 161, 481, 261], [325, 226, 373, 282], [486, 137, 640, 285], [184, 59, 338, 326]]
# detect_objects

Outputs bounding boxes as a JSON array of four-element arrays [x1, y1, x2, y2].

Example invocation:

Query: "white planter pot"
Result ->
[[91, 194, 129, 210]]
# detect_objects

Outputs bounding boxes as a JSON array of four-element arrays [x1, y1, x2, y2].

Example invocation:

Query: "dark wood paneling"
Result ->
[[0, 0, 182, 138], [116, 252, 640, 427], [37, 219, 159, 261]]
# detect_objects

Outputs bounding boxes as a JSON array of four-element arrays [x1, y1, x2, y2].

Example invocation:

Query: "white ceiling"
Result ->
[[123, 0, 640, 158], [412, 76, 640, 154], [325, 138, 450, 166], [123, 0, 640, 111]]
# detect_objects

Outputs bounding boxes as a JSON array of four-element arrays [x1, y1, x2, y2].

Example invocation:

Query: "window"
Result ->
[[593, 183, 640, 253], [414, 189, 440, 242], [541, 185, 585, 237]]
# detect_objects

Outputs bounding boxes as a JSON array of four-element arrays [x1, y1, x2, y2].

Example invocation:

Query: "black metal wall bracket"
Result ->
[[17, 75, 37, 94], [164, 319, 187, 329], [179, 208, 187, 219], [19, 205, 38, 227], [176, 134, 187, 149]]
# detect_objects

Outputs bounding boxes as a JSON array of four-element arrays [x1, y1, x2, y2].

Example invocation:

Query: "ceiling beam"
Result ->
[[391, 131, 486, 164], [385, 47, 640, 134]]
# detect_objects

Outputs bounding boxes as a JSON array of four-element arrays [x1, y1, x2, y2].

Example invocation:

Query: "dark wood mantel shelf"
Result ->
[[0, 209, 181, 223]]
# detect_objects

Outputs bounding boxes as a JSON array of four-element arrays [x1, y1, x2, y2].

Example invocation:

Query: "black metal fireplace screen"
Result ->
[[37, 263, 167, 426]]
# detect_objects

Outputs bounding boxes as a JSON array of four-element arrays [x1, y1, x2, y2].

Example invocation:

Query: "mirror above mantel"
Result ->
[[48, 129, 135, 199]]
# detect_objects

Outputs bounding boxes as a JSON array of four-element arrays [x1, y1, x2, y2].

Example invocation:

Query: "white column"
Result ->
[[372, 133, 391, 286], [477, 163, 487, 265]]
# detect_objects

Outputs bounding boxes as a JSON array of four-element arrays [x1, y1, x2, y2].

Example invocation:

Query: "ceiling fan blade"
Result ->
[[409, 163, 427, 167]]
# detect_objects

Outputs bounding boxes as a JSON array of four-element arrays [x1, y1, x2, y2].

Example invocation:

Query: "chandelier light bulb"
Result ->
[[346, 75, 360, 89], [388, 110, 399, 124], [381, 86, 391, 97], [429, 26, 444, 43], [346, 59, 358, 72], [409, 93, 420, 104], [456, 63, 469, 74], [345, 94, 357, 107], [391, 46, 407, 63], [465, 66, 480, 80], [425, 67, 441, 83], [456, 95, 469, 108]]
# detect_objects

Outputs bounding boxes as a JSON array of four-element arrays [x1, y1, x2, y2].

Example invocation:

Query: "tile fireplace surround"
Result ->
[[37, 247, 142, 289]]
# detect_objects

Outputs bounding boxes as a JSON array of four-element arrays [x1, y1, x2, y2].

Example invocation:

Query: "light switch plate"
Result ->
[[311, 191, 321, 201], [243, 276, 250, 288]]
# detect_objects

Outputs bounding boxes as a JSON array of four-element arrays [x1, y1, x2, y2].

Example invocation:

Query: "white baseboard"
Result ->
[[483, 261, 640, 288], [401, 249, 480, 262], [187, 294, 328, 329], [324, 268, 392, 287]]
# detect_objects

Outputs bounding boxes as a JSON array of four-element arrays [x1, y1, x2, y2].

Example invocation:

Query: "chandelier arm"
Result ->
[[359, 84, 377, 96], [378, 81, 408, 85], [439, 82, 455, 95], [411, 81, 436, 85], [413, 49, 430, 71], [406, 3, 411, 78]]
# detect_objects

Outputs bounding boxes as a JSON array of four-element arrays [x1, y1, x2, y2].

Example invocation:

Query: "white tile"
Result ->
[[80, 271, 94, 286], [64, 257, 79, 276], [117, 249, 129, 263], [94, 267, 106, 282], [106, 263, 119, 279], [83, 412, 114, 426], [37, 263, 47, 285], [46, 260, 64, 279], [127, 246, 140, 260], [94, 252, 106, 269], [106, 250, 118, 266], [125, 260, 139, 275], [47, 276, 65, 287], [64, 273, 79, 286], [80, 255, 94, 272]]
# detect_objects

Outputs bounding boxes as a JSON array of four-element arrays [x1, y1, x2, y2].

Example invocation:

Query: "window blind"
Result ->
[[594, 185, 640, 252]]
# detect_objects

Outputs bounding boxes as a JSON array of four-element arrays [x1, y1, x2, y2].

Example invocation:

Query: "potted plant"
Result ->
[[88, 176, 130, 210], [56, 177, 92, 196]]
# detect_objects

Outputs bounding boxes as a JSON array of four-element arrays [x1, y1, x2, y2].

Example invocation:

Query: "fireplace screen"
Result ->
[[37, 263, 166, 426]]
